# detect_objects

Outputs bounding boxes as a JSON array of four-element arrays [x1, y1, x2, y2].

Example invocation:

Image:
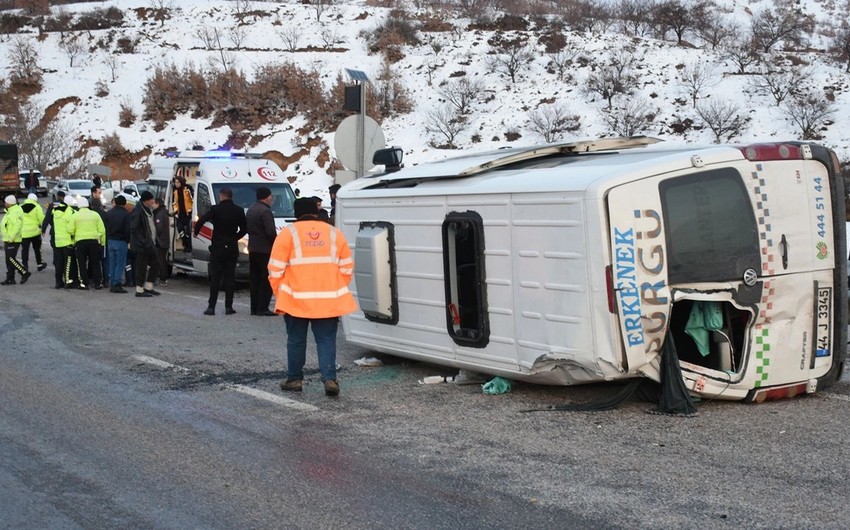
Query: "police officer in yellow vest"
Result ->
[[20, 193, 47, 272], [1, 195, 30, 285], [54, 195, 80, 288], [268, 197, 357, 397], [67, 197, 106, 290]]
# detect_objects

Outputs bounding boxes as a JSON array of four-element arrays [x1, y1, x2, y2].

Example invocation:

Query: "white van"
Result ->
[[148, 150, 296, 278], [338, 138, 847, 402]]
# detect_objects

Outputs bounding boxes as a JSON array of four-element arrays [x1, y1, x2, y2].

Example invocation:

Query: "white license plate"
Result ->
[[815, 287, 832, 358]]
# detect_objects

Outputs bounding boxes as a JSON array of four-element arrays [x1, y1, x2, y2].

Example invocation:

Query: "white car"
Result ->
[[51, 178, 94, 202]]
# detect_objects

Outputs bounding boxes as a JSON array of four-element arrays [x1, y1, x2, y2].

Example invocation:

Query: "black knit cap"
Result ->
[[256, 187, 272, 200], [294, 197, 318, 218]]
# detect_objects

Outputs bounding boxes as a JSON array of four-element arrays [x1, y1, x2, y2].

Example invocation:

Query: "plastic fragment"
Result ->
[[354, 357, 383, 367], [482, 376, 512, 395]]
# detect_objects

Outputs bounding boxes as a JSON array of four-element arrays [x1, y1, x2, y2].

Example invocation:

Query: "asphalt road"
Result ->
[[1, 242, 850, 529]]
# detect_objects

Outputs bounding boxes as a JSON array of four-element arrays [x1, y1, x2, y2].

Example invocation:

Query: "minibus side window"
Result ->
[[442, 211, 489, 348], [196, 184, 212, 218], [660, 168, 760, 284]]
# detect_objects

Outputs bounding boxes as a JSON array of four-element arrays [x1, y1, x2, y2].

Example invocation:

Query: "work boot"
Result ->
[[323, 380, 340, 397], [20, 272, 32, 284], [1, 279, 15, 286], [37, 262, 48, 271], [203, 307, 215, 315], [225, 307, 236, 315], [280, 379, 303, 392]]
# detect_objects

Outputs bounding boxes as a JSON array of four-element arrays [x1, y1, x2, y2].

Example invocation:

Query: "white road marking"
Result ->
[[132, 354, 317, 411], [227, 383, 318, 411], [134, 354, 189, 372]]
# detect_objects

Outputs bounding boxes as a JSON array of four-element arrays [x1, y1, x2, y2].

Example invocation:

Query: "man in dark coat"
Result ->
[[194, 187, 247, 315], [104, 194, 131, 293], [129, 191, 160, 298], [246, 186, 277, 316]]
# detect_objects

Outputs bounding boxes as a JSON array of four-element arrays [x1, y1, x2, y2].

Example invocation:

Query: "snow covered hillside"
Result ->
[[0, 0, 849, 199]]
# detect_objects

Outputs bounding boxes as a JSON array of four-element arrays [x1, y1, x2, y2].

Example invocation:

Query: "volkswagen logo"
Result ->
[[742, 268, 758, 286]]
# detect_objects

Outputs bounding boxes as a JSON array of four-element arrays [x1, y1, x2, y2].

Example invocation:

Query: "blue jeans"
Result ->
[[107, 240, 128, 288], [284, 315, 338, 382]]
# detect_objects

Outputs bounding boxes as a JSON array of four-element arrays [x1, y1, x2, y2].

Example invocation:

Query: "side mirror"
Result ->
[[372, 147, 403, 173]]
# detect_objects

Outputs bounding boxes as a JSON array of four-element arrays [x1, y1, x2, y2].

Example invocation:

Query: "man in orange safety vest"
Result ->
[[268, 197, 356, 397]]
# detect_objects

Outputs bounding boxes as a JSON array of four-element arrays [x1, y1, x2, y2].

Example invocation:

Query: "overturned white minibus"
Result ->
[[338, 137, 847, 402]]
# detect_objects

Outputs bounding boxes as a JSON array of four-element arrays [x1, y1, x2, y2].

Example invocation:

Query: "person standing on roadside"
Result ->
[[67, 197, 106, 290], [246, 186, 277, 316], [20, 193, 47, 272], [24, 170, 39, 196], [194, 187, 247, 315], [269, 197, 357, 397], [42, 190, 69, 289], [328, 183, 341, 225], [172, 176, 193, 253], [104, 194, 131, 293], [153, 197, 170, 287], [89, 185, 109, 288], [56, 195, 81, 289], [129, 191, 160, 298], [1, 195, 30, 285]]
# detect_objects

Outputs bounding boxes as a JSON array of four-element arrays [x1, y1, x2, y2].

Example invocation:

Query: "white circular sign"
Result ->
[[334, 115, 386, 173]]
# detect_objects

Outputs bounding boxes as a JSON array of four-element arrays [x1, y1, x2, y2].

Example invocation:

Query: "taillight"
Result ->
[[605, 265, 615, 313], [751, 382, 811, 402], [738, 143, 803, 162]]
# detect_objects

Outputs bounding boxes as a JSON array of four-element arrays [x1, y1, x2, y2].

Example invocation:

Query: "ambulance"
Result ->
[[337, 137, 847, 402], [148, 150, 296, 279]]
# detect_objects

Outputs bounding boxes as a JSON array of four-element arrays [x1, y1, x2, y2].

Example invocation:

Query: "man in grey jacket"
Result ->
[[246, 187, 278, 316]]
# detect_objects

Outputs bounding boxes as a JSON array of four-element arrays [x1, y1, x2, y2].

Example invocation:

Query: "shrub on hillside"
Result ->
[[72, 7, 124, 32], [366, 8, 421, 55], [99, 131, 128, 158]]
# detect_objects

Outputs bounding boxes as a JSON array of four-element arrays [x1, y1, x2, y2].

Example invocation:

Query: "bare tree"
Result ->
[[547, 47, 578, 81], [560, 0, 612, 34], [148, 0, 174, 26], [59, 36, 87, 68], [750, 7, 805, 53], [603, 97, 656, 137], [312, 0, 333, 22], [616, 0, 654, 37], [228, 25, 248, 50], [232, 0, 255, 22], [749, 64, 808, 106], [277, 25, 302, 52], [721, 36, 760, 74], [694, 14, 737, 50], [438, 76, 483, 115], [103, 54, 120, 83], [830, 27, 850, 72], [782, 92, 835, 140], [528, 102, 580, 143], [320, 26, 339, 49], [650, 0, 705, 45], [583, 49, 639, 109], [8, 37, 41, 83], [425, 104, 469, 148], [1, 102, 84, 175], [487, 40, 535, 84], [679, 61, 718, 108], [197, 27, 235, 70], [695, 99, 749, 142]]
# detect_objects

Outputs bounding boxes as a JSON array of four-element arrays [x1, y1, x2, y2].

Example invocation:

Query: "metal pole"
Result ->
[[356, 81, 365, 178]]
